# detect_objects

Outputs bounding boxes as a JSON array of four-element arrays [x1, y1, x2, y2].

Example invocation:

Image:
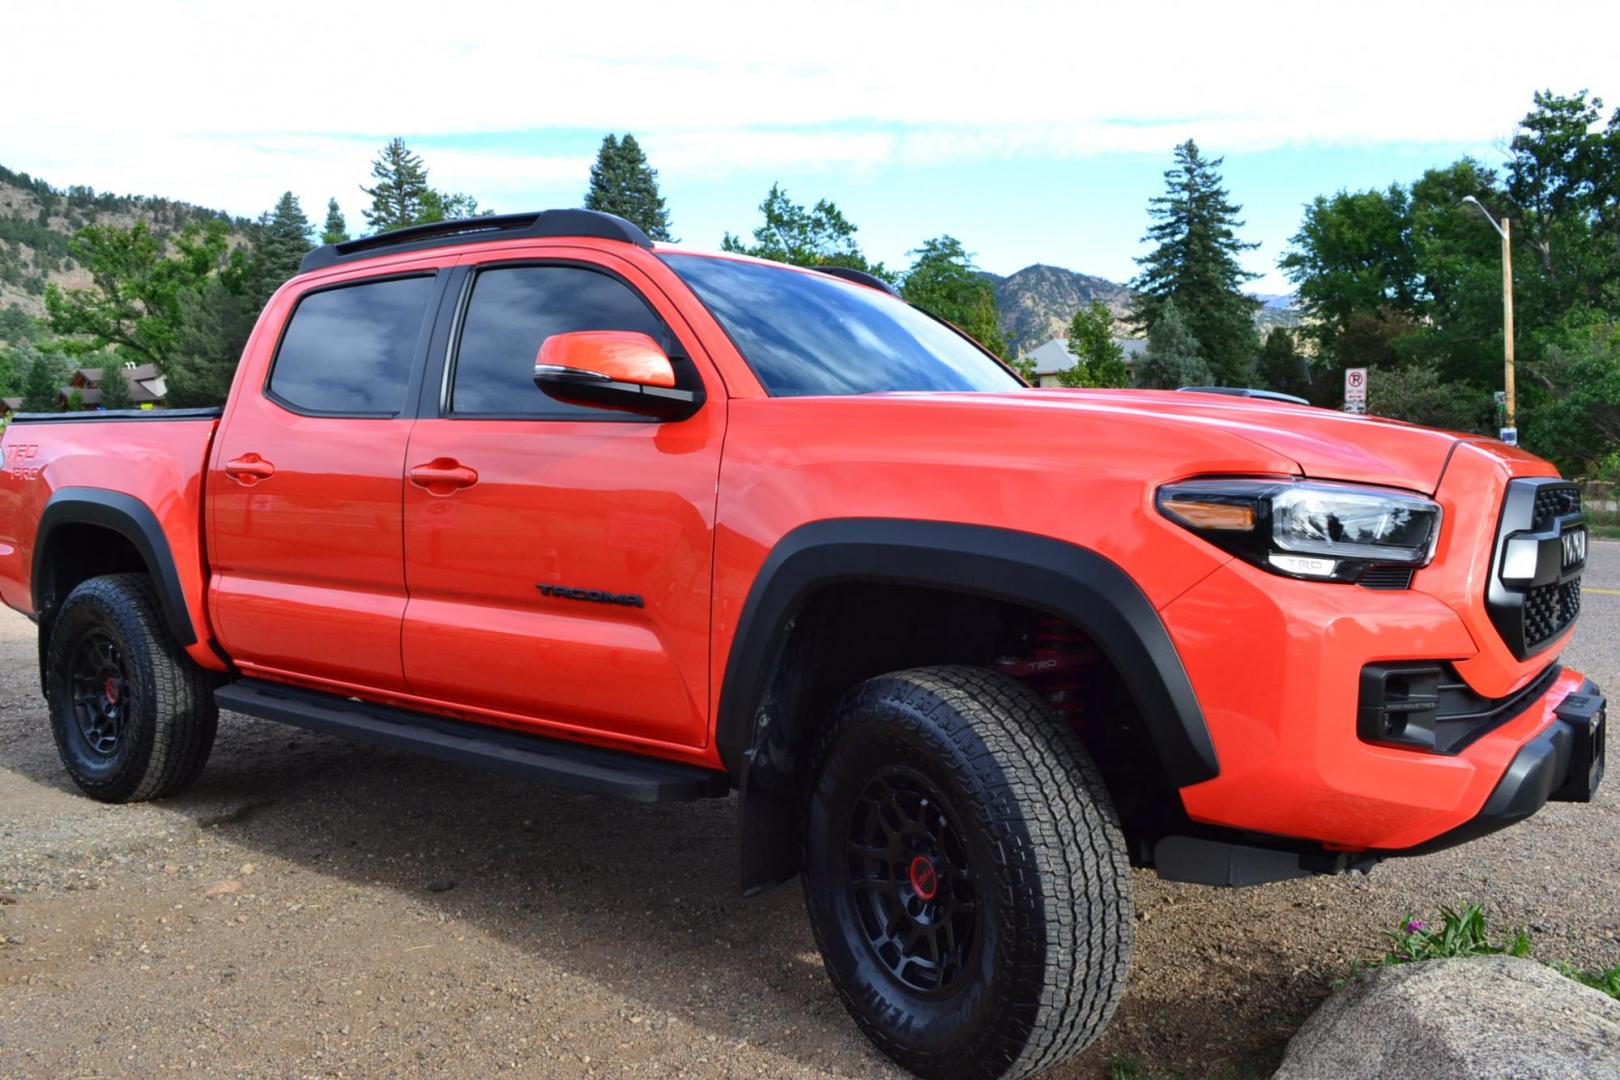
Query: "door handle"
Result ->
[[224, 454, 275, 485], [409, 458, 479, 496]]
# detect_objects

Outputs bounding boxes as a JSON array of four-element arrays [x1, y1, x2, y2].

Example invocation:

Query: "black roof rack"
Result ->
[[815, 265, 901, 298], [298, 209, 654, 274]]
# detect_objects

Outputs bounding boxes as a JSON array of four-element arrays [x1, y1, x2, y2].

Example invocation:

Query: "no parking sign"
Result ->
[[1344, 367, 1367, 414]]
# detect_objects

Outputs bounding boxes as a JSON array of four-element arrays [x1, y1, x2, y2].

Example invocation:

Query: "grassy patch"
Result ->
[[1378, 904, 1531, 964], [1360, 904, 1619, 1000]]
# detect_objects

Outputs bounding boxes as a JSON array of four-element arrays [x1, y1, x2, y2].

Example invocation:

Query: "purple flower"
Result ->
[[1405, 920, 1427, 934]]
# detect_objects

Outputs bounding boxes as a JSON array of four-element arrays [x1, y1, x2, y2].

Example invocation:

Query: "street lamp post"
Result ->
[[1461, 196, 1516, 444]]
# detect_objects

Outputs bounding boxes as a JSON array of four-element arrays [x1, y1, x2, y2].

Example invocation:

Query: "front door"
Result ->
[[399, 254, 724, 752], [208, 270, 443, 692]]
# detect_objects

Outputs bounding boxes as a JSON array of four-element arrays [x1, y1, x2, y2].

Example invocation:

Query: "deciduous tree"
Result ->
[[900, 236, 1006, 356], [44, 220, 232, 367], [723, 184, 890, 279], [1059, 301, 1129, 387]]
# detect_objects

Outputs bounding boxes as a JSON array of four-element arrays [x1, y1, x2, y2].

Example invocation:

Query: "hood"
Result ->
[[929, 389, 1472, 494]]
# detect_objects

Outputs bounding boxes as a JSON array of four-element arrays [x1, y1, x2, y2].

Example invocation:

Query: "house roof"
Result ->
[[0, 396, 20, 413], [72, 364, 161, 387], [60, 366, 166, 407], [1024, 336, 1147, 376]]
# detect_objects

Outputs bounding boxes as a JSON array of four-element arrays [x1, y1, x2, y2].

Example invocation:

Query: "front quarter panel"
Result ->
[[708, 392, 1299, 749]]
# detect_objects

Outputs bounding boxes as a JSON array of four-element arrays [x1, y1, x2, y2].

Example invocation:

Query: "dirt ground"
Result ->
[[3, 544, 1618, 1079]]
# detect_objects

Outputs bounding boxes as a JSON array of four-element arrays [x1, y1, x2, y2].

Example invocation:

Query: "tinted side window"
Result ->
[[269, 276, 435, 416], [451, 265, 673, 419]]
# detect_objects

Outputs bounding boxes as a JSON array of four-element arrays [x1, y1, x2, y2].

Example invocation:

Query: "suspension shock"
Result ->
[[994, 618, 1099, 728]]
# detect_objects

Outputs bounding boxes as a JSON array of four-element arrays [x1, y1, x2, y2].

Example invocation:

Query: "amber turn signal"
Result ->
[[1159, 497, 1256, 532]]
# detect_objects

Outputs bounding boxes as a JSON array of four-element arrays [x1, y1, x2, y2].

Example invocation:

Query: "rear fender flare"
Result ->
[[33, 487, 198, 648]]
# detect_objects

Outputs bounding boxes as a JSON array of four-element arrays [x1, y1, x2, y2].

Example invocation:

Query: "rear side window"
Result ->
[[450, 265, 676, 419], [269, 276, 435, 416]]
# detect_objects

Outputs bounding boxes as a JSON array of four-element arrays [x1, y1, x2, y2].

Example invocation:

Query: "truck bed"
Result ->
[[0, 408, 223, 670]]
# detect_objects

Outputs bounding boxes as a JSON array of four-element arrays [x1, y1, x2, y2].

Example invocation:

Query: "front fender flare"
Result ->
[[716, 518, 1218, 893]]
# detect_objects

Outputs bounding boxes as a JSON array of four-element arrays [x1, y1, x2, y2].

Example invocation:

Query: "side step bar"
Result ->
[[215, 678, 731, 803]]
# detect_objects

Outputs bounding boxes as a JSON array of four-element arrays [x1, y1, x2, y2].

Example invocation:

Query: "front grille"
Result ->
[[1533, 486, 1581, 529], [1524, 579, 1582, 648], [1487, 479, 1585, 659]]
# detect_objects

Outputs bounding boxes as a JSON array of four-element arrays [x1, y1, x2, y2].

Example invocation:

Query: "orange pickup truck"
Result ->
[[0, 210, 1604, 1080]]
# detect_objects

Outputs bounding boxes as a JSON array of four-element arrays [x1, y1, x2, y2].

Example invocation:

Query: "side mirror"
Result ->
[[532, 331, 701, 420]]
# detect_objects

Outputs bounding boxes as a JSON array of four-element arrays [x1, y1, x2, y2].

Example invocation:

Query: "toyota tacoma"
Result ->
[[0, 209, 1604, 1080]]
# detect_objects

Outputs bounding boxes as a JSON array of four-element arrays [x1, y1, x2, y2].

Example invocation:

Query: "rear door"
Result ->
[[208, 268, 444, 692], [399, 250, 725, 752]]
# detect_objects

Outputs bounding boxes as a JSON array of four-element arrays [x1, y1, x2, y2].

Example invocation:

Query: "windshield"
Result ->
[[663, 254, 1022, 397]]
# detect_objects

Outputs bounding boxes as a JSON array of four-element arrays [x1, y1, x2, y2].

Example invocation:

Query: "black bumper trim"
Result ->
[[1390, 678, 1605, 857]]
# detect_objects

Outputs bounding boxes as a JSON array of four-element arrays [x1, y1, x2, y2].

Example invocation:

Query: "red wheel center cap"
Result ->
[[909, 855, 939, 900], [103, 678, 121, 704]]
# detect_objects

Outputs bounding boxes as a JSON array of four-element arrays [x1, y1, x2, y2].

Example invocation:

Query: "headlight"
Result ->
[[1156, 478, 1441, 583]]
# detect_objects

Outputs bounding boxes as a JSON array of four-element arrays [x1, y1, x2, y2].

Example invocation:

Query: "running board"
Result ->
[[215, 678, 730, 802]]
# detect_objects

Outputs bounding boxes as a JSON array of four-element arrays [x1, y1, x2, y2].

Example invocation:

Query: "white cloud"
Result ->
[[1, 0, 1615, 222]]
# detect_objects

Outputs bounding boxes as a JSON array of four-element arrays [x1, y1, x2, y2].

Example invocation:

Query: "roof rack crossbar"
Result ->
[[814, 265, 901, 297], [298, 209, 654, 274]]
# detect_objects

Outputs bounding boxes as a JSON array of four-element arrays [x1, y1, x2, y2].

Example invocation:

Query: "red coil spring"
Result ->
[[993, 618, 1097, 728]]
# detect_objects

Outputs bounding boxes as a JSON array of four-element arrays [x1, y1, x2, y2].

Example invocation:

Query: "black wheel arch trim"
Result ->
[[717, 518, 1217, 893], [33, 488, 198, 647]]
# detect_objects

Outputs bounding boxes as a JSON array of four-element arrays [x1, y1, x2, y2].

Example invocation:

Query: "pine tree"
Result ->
[[249, 192, 313, 304], [321, 198, 349, 245], [166, 277, 257, 408], [583, 133, 674, 241], [20, 350, 60, 411], [97, 360, 134, 409], [1256, 326, 1312, 400], [1059, 301, 1130, 387], [1133, 299, 1213, 389], [362, 139, 431, 234], [1131, 140, 1261, 385]]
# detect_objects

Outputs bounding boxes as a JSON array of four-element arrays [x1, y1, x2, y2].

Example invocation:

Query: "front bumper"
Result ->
[[1161, 556, 1596, 851], [1394, 679, 1606, 855]]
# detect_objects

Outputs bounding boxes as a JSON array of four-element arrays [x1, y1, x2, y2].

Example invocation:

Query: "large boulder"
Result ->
[[1275, 956, 1620, 1080]]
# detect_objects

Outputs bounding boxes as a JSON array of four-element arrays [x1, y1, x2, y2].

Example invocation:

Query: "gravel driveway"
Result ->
[[2, 544, 1617, 1078]]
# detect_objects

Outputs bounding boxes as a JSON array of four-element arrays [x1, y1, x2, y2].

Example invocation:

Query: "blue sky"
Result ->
[[4, 1, 1615, 295], [408, 132, 1509, 293]]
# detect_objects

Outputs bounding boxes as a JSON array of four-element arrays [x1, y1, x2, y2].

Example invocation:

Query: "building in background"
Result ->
[[59, 365, 167, 410], [1022, 337, 1147, 388]]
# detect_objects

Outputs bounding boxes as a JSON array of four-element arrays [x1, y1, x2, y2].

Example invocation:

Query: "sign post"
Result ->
[[1343, 367, 1367, 414]]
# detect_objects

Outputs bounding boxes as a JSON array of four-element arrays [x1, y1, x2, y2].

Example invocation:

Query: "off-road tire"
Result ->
[[803, 666, 1132, 1080], [46, 574, 218, 802]]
